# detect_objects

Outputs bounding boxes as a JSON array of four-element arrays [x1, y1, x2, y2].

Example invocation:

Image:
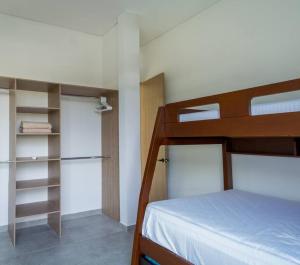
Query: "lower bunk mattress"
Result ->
[[142, 190, 300, 265]]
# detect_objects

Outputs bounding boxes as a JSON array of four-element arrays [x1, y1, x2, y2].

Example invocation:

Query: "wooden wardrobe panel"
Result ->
[[141, 73, 167, 202], [8, 80, 16, 246], [102, 91, 120, 221], [16, 79, 58, 93], [61, 84, 110, 98], [48, 84, 61, 237], [0, 76, 12, 89], [48, 212, 61, 236], [4, 75, 118, 246]]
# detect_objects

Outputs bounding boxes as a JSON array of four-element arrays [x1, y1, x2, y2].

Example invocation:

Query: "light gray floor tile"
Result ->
[[0, 214, 133, 265]]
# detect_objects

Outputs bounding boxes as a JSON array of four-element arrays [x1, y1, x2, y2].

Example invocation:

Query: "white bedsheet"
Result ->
[[142, 190, 300, 265], [179, 98, 300, 122]]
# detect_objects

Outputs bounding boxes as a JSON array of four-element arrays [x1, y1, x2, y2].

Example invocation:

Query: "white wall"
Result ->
[[0, 90, 10, 226], [103, 26, 118, 90], [141, 0, 300, 201], [0, 13, 103, 87]]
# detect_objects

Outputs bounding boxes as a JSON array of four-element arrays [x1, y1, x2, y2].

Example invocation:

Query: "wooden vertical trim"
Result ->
[[131, 108, 165, 265], [8, 79, 16, 246], [222, 140, 233, 190], [140, 73, 167, 202], [48, 84, 61, 134], [47, 161, 61, 236], [102, 91, 120, 220], [48, 212, 61, 236], [47, 84, 61, 236], [48, 84, 61, 108]]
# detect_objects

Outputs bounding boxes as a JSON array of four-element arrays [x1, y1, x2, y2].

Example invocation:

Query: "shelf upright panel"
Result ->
[[8, 79, 17, 246], [48, 83, 61, 236]]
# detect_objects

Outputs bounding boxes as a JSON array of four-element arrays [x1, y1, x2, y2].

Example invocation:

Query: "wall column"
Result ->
[[118, 12, 141, 226]]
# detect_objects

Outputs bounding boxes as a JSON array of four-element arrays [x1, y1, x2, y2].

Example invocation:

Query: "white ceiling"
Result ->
[[0, 0, 219, 44]]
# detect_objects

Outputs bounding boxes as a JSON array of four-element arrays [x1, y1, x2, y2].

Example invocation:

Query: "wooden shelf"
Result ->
[[16, 79, 59, 93], [16, 156, 60, 163], [0, 76, 13, 89], [61, 84, 111, 98], [16, 201, 59, 218], [16, 178, 60, 191], [16, 106, 60, 114], [17, 133, 60, 136]]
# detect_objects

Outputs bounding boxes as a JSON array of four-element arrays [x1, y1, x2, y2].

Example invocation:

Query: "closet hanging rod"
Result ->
[[0, 156, 110, 163], [61, 94, 99, 99], [61, 156, 110, 160]]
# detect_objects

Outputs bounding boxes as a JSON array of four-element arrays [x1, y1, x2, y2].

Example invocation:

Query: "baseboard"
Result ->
[[0, 209, 102, 233], [0, 224, 9, 233], [62, 209, 102, 221], [121, 224, 135, 232]]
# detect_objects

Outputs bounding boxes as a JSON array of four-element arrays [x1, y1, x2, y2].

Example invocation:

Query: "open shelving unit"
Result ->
[[8, 79, 61, 246], [1, 76, 120, 247]]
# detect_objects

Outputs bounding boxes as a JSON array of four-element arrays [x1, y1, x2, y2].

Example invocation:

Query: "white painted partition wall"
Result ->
[[0, 14, 102, 87], [118, 13, 141, 227]]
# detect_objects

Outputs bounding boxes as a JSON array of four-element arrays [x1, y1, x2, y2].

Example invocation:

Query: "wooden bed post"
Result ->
[[132, 108, 166, 265], [222, 140, 233, 190]]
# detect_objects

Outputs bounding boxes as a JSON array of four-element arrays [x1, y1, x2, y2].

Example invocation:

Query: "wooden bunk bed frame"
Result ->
[[131, 78, 300, 265]]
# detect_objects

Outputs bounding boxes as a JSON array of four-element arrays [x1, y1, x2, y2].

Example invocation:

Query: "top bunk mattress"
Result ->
[[179, 98, 300, 122], [142, 190, 300, 265]]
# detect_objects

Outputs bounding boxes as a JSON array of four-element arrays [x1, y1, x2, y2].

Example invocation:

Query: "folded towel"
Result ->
[[21, 121, 52, 130], [21, 128, 52, 133]]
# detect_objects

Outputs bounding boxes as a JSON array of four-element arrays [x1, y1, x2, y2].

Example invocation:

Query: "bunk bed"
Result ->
[[131, 78, 300, 265]]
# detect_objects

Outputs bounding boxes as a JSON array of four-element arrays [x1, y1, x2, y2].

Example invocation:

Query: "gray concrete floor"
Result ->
[[0, 214, 133, 265]]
